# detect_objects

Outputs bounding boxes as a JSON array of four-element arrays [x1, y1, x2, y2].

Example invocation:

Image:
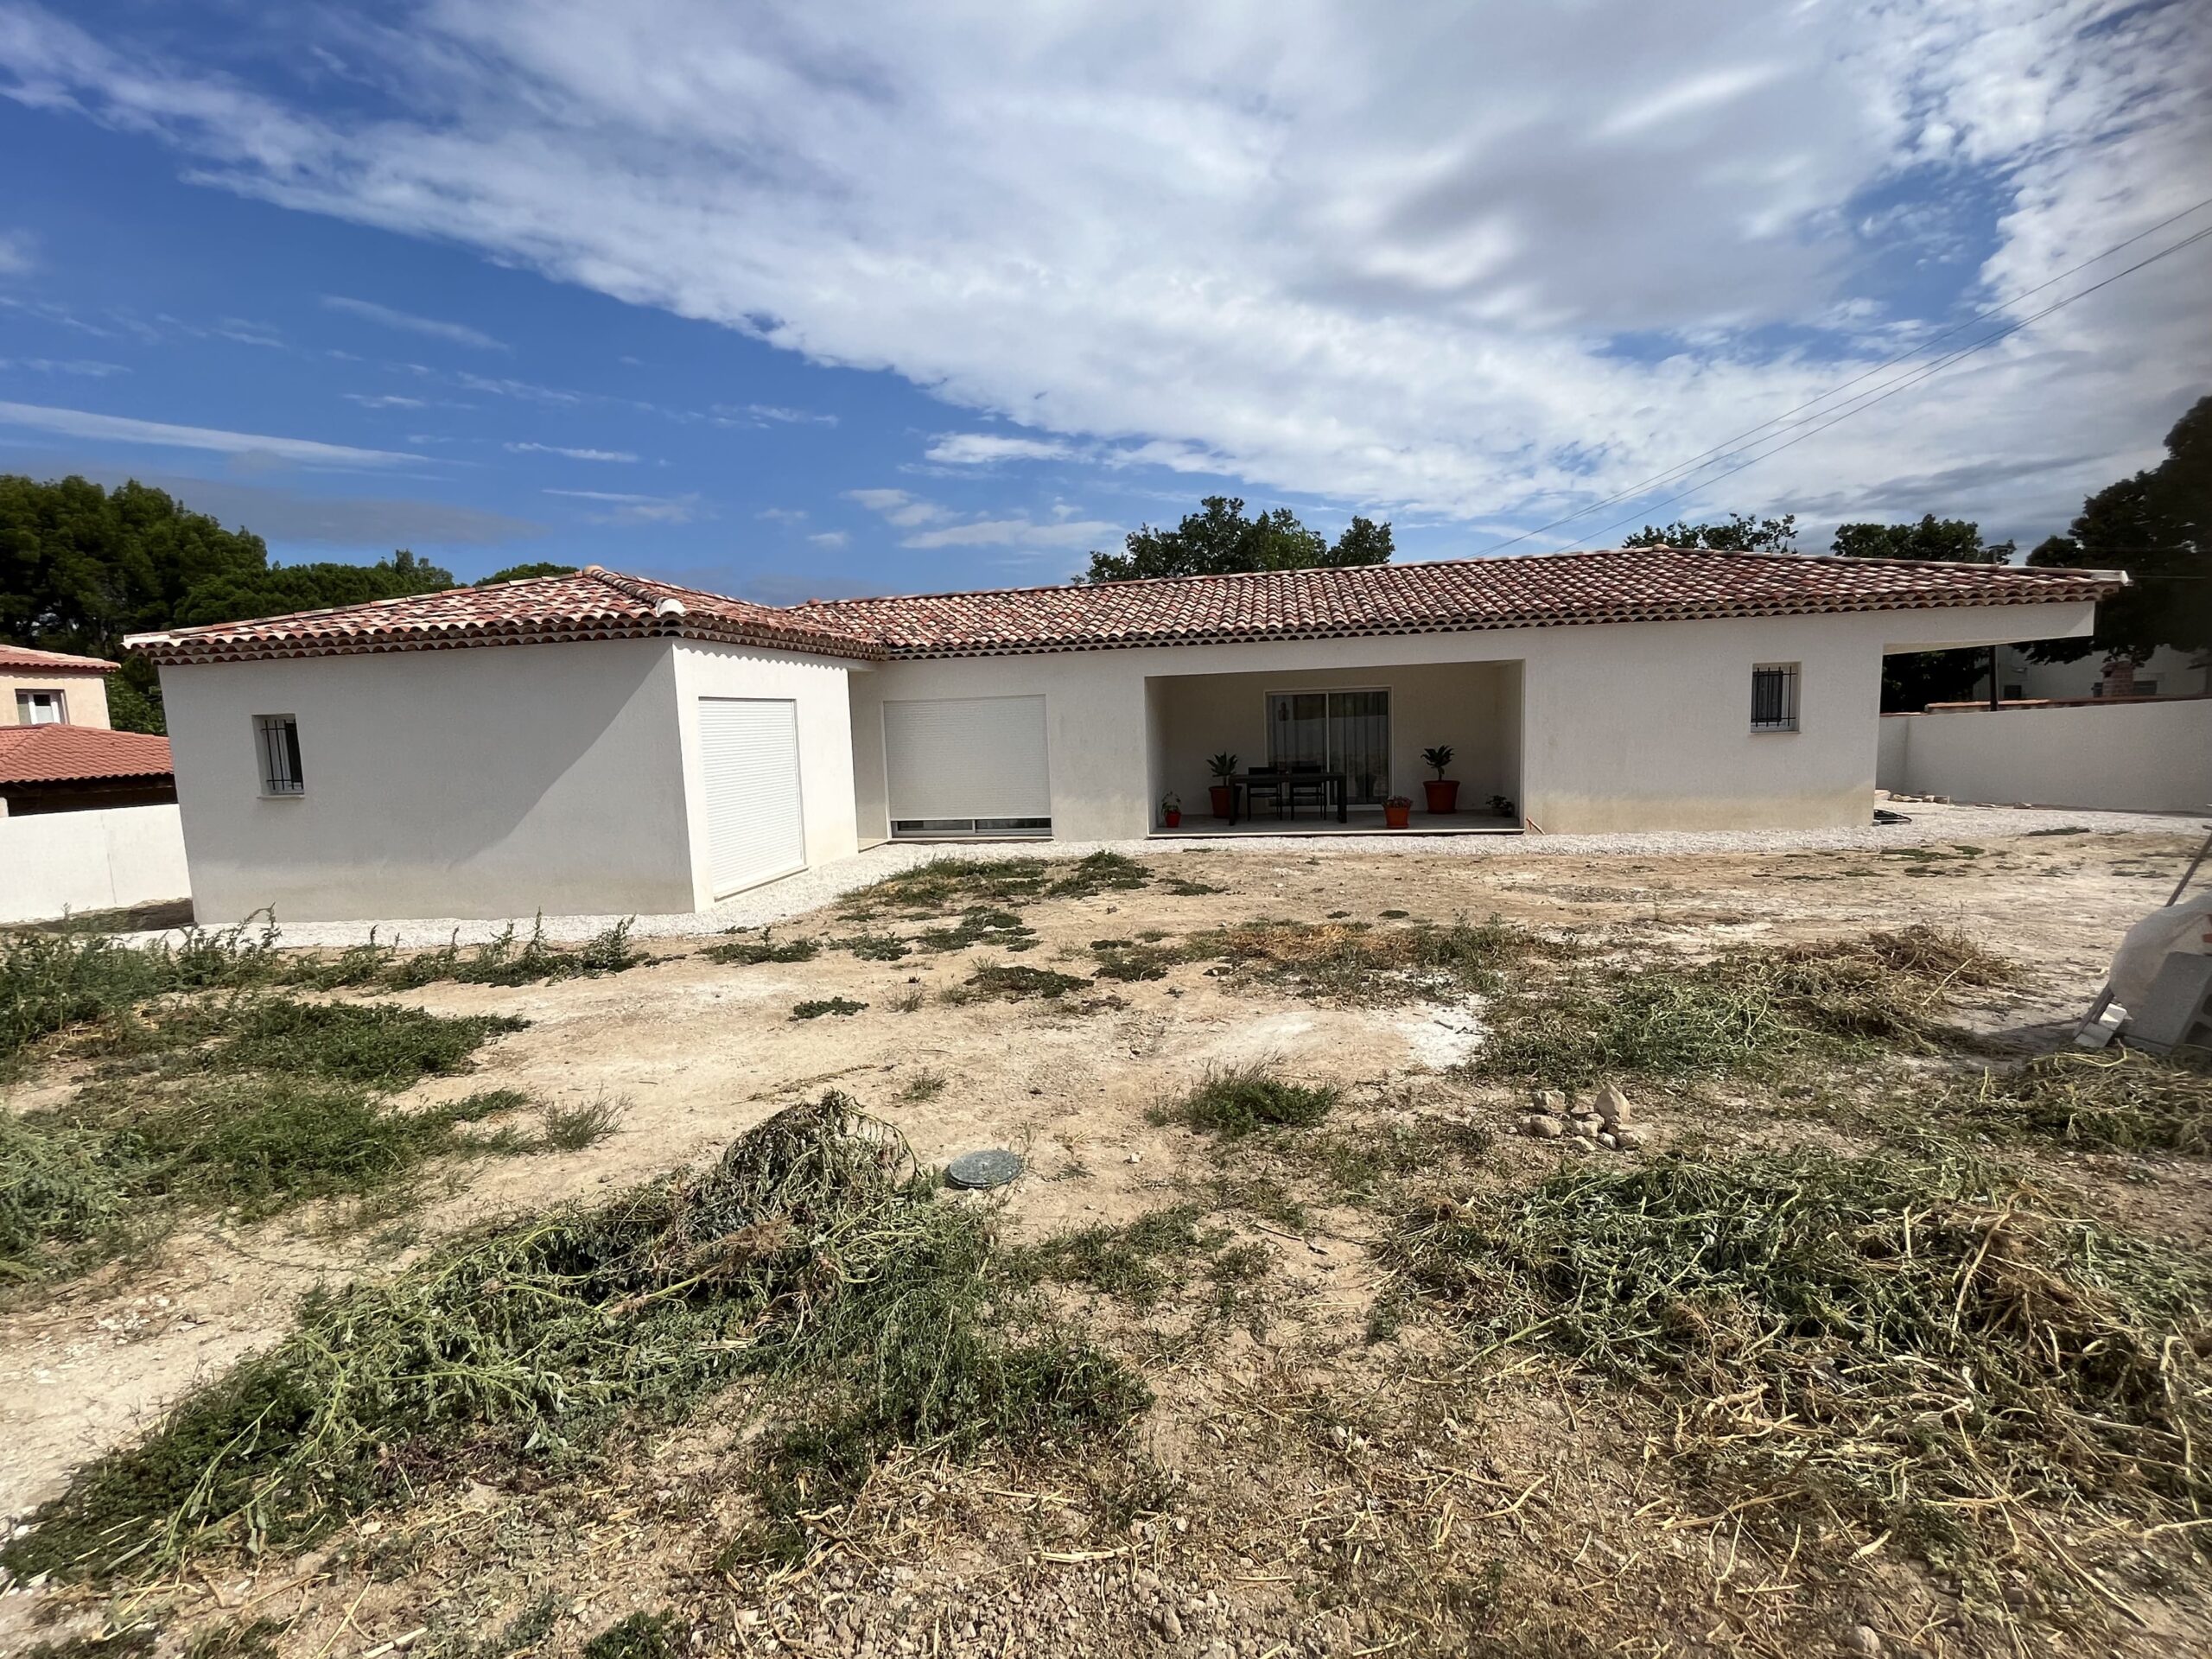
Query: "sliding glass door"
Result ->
[[1267, 689, 1390, 804]]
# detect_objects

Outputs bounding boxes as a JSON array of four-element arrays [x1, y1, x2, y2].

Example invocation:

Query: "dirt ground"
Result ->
[[3, 823, 2209, 1659]]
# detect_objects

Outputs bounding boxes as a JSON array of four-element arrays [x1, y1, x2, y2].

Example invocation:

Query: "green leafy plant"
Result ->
[[1421, 745, 1454, 779], [1207, 752, 1239, 780]]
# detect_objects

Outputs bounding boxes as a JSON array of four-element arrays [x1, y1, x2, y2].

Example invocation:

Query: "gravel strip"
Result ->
[[124, 803, 2204, 950]]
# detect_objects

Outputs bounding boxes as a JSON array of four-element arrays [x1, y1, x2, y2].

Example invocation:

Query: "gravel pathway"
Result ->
[[121, 802, 2204, 950]]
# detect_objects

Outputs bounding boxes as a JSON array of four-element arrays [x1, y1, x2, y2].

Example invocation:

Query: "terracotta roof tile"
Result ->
[[792, 547, 2122, 658], [122, 549, 2120, 668], [125, 566, 887, 666], [0, 644, 121, 673], [0, 725, 173, 786]]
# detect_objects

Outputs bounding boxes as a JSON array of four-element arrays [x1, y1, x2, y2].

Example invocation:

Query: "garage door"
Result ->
[[699, 697, 806, 895], [883, 695, 1051, 836]]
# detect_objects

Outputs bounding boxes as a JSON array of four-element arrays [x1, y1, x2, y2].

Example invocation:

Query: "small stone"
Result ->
[[1597, 1132, 1617, 1150], [1536, 1090, 1568, 1116], [1156, 1608, 1184, 1642], [1570, 1135, 1598, 1151], [1593, 1083, 1632, 1126], [1521, 1115, 1562, 1139], [1842, 1626, 1881, 1657], [1611, 1126, 1647, 1151]]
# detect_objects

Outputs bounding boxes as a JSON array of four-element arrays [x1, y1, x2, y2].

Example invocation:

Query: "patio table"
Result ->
[[1228, 770, 1348, 824]]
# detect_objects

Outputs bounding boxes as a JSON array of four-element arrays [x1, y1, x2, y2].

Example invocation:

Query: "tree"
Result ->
[[1, 475, 461, 734], [2020, 393, 2210, 668], [174, 550, 455, 629], [1830, 517, 2017, 710], [1083, 496, 1392, 582], [477, 561, 579, 585], [1620, 513, 1797, 552]]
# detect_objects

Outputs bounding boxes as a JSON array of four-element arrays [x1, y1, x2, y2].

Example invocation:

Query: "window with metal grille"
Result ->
[[1751, 664, 1799, 732], [255, 714, 305, 795]]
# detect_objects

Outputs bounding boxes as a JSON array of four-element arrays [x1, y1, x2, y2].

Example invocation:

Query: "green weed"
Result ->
[[3, 1096, 1145, 1584], [703, 932, 820, 966], [1160, 1063, 1339, 1138], [792, 997, 867, 1020], [944, 963, 1090, 1004], [1895, 1048, 2212, 1154]]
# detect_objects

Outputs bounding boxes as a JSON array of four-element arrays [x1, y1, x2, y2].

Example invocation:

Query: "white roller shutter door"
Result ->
[[699, 697, 806, 896], [883, 696, 1050, 824]]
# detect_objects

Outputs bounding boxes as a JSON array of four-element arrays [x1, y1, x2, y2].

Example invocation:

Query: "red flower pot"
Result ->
[[1423, 779, 1460, 814], [1163, 808, 1182, 828], [1384, 801, 1413, 829], [1209, 785, 1234, 819]]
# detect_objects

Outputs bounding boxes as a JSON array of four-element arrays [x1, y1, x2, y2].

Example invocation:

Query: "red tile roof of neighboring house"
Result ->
[[124, 549, 2121, 667], [0, 644, 121, 673], [795, 547, 2123, 658], [125, 566, 888, 666], [0, 724, 173, 786]]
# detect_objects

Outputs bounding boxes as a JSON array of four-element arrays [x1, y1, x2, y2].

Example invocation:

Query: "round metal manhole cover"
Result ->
[[945, 1148, 1024, 1189]]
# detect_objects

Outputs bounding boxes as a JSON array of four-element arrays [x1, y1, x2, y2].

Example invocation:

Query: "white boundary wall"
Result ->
[[1878, 698, 2212, 813], [0, 804, 189, 924]]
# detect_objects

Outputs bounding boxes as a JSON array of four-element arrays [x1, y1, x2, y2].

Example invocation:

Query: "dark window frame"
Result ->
[[255, 713, 305, 795], [1751, 664, 1800, 733]]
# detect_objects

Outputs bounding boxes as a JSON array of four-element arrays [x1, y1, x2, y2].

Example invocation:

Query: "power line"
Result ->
[[1478, 193, 2212, 556], [1567, 221, 2212, 547]]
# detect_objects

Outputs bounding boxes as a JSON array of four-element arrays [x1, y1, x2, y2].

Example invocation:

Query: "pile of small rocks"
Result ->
[[1516, 1082, 1646, 1152]]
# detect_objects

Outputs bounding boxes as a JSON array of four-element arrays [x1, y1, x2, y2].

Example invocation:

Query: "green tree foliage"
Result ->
[[175, 550, 454, 628], [1, 474, 462, 734], [2021, 394, 2210, 668], [1083, 496, 1392, 583], [476, 561, 580, 585], [1620, 512, 1797, 551], [1829, 517, 2016, 711]]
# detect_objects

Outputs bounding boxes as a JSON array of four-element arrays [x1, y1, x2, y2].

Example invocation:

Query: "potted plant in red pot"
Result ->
[[1207, 753, 1238, 819], [1160, 791, 1182, 829], [1383, 793, 1414, 830], [1421, 746, 1459, 815]]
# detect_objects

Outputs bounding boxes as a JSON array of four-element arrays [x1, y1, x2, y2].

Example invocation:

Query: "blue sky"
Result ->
[[1, 1, 2206, 601]]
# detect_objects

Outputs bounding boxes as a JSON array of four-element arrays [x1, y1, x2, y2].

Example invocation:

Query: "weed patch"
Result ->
[[1015, 1204, 1271, 1319], [1897, 1048, 2211, 1154], [944, 963, 1090, 1004], [2, 1096, 1145, 1584], [191, 999, 528, 1087], [1159, 1063, 1338, 1138], [1, 920, 282, 1071], [1185, 915, 1567, 1005], [703, 932, 819, 966], [290, 919, 649, 992], [1469, 925, 2013, 1088], [1392, 1145, 2212, 1589], [539, 1093, 629, 1152], [792, 997, 867, 1020]]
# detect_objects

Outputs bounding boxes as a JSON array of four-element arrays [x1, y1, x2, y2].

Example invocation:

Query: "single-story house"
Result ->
[[126, 550, 2118, 924]]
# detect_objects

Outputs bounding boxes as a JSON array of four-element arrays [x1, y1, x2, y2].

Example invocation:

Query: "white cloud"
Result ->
[[0, 228, 35, 275], [925, 432, 1075, 465], [849, 485, 1115, 552], [719, 402, 837, 426], [0, 398, 421, 467], [756, 505, 809, 524], [806, 529, 849, 548], [506, 440, 639, 461], [343, 391, 428, 409], [2, 1, 2207, 540], [544, 486, 703, 524], [322, 294, 506, 352], [845, 486, 952, 529], [0, 356, 127, 376]]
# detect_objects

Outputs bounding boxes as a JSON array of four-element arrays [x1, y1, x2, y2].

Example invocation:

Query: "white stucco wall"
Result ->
[[1987, 642, 2209, 702], [3, 667, 111, 728], [161, 639, 698, 924], [1878, 698, 2212, 812], [0, 804, 188, 924], [849, 600, 2095, 839], [670, 641, 864, 906]]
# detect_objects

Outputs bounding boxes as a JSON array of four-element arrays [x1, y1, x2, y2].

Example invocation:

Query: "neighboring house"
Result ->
[[0, 724, 176, 816], [1980, 642, 2209, 702], [0, 646, 176, 817], [127, 550, 2116, 924], [2, 644, 121, 730]]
